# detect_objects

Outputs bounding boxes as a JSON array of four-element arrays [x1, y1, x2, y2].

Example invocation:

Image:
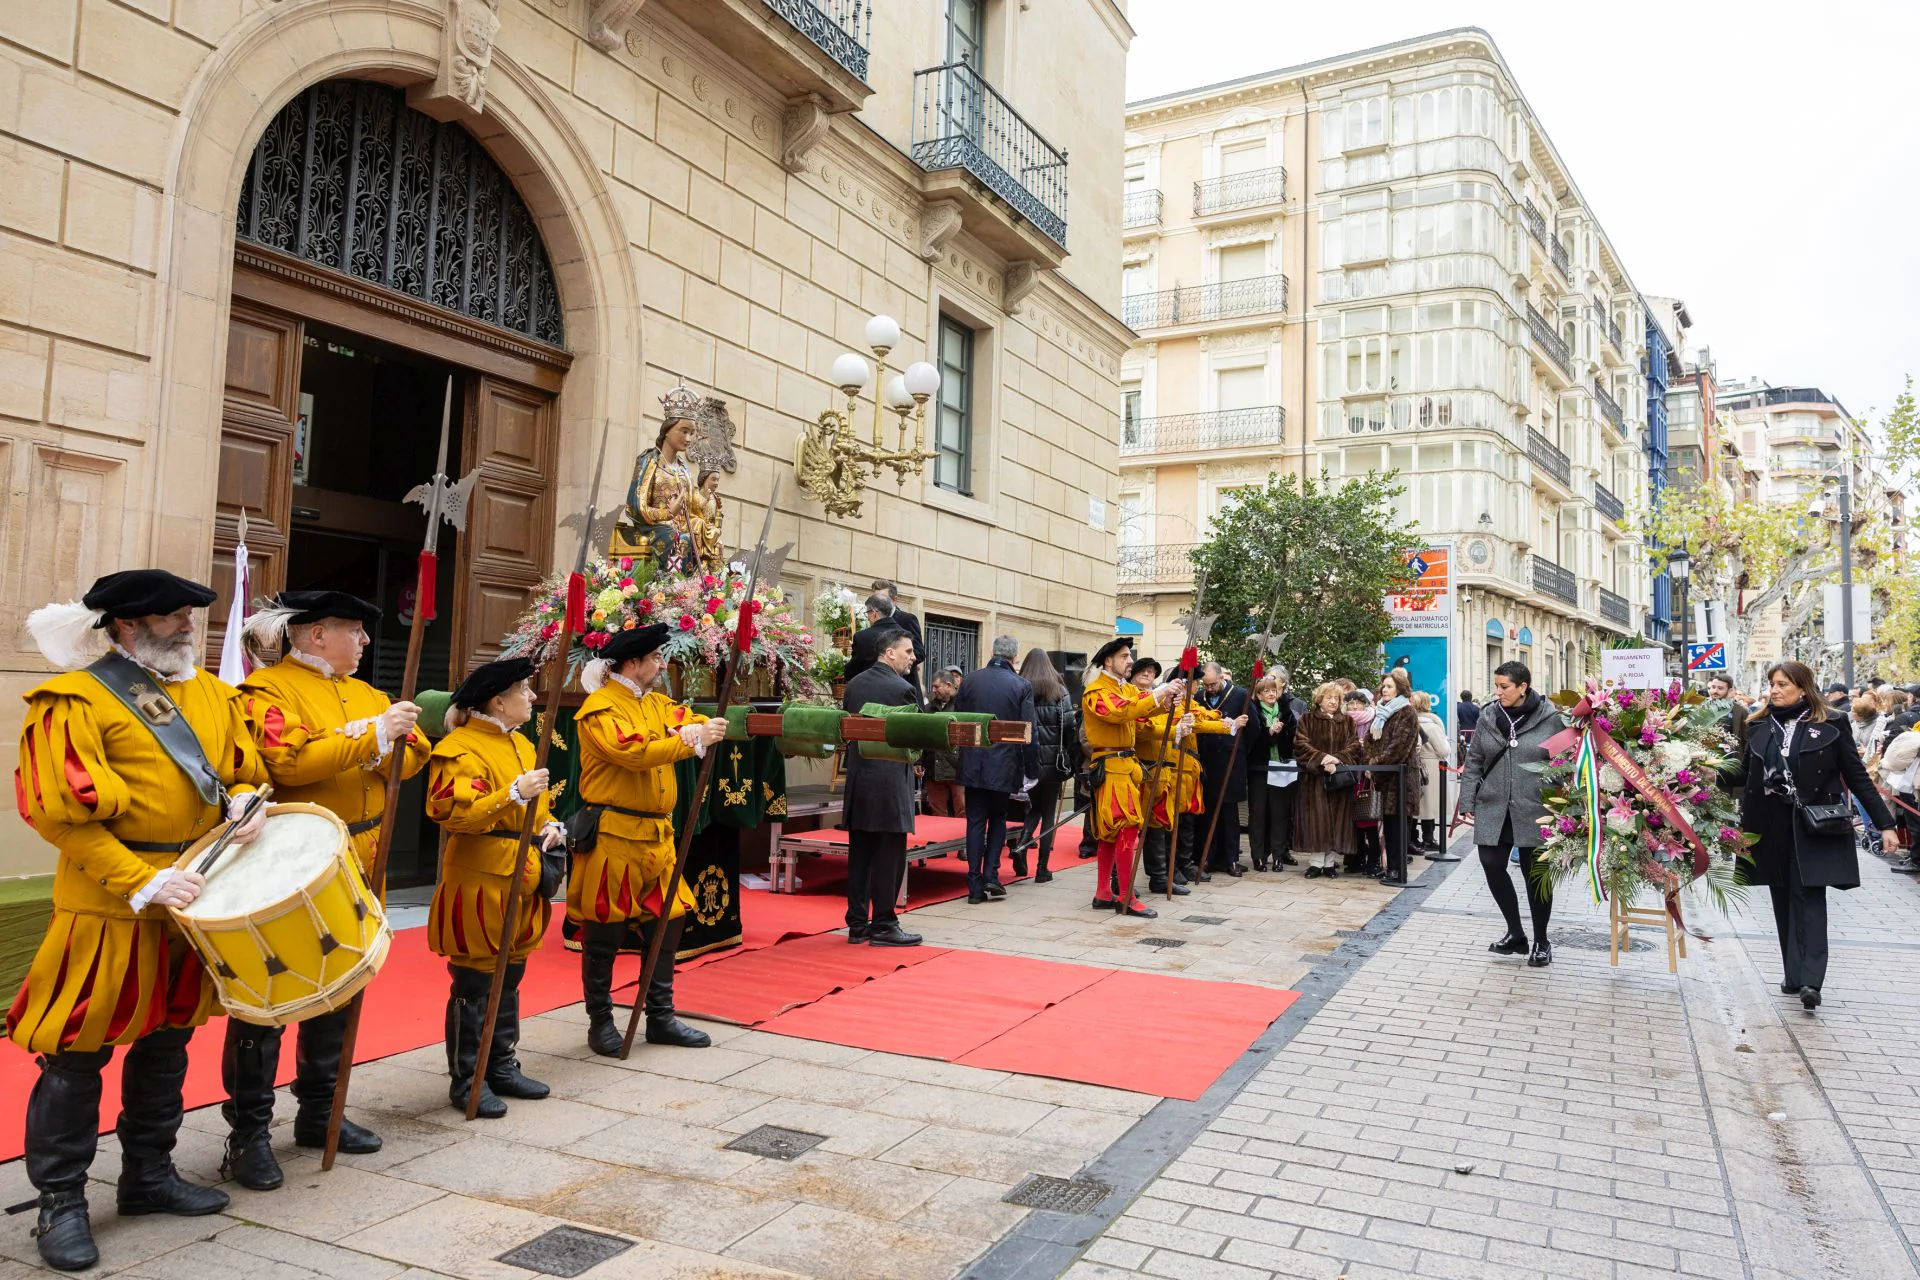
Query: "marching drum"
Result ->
[[171, 802, 392, 1025]]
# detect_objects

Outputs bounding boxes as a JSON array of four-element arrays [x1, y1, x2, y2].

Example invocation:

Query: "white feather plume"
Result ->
[[444, 706, 471, 729], [241, 604, 300, 669], [26, 600, 108, 670], [580, 658, 612, 694]]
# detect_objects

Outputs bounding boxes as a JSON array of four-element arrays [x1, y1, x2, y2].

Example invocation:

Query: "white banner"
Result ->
[[1822, 584, 1873, 646], [1600, 647, 1666, 690]]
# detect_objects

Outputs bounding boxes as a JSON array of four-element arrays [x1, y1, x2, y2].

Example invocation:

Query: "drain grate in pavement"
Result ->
[[1551, 928, 1652, 953], [1182, 914, 1228, 925], [1003, 1174, 1112, 1215], [495, 1226, 633, 1277], [724, 1124, 827, 1160], [1137, 937, 1187, 948]]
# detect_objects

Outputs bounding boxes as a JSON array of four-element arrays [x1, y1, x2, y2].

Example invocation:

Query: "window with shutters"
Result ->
[[1216, 242, 1267, 282], [1215, 365, 1266, 411]]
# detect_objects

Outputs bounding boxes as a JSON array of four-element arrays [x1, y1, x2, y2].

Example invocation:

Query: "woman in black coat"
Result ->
[[1722, 660, 1901, 1008]]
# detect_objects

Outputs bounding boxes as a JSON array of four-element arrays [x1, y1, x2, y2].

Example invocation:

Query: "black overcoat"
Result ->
[[953, 658, 1039, 791], [841, 664, 919, 834], [1194, 682, 1250, 806], [1722, 712, 1895, 890]]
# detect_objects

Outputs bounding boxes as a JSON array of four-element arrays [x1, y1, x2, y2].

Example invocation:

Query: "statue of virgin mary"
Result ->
[[610, 383, 704, 575]]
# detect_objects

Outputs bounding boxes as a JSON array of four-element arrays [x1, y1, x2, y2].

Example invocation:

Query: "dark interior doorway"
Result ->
[[289, 319, 463, 888]]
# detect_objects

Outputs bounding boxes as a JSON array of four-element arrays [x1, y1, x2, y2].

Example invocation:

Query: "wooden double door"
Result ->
[[207, 251, 571, 688]]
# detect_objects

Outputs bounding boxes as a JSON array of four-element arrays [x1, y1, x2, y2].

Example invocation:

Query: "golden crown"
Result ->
[[660, 381, 701, 423]]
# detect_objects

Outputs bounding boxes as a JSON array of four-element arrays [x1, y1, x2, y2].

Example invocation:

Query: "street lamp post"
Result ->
[[1669, 548, 1691, 685], [1837, 468, 1856, 691]]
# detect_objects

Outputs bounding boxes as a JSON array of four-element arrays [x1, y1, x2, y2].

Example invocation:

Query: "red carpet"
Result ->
[[674, 933, 949, 1024]]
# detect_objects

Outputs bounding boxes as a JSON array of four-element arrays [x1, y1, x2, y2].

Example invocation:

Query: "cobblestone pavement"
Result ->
[[14, 842, 1920, 1280]]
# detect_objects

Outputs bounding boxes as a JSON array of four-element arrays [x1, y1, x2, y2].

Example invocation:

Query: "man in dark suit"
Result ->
[[844, 594, 900, 683], [840, 628, 923, 947], [954, 635, 1040, 903], [871, 580, 925, 690], [1194, 662, 1251, 876]]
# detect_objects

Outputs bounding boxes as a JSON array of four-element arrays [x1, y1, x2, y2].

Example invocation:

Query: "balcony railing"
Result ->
[[1522, 202, 1548, 247], [1765, 422, 1841, 444], [1122, 189, 1163, 228], [911, 61, 1068, 248], [1603, 311, 1623, 354], [1121, 405, 1285, 457], [1643, 616, 1668, 645], [1599, 587, 1631, 626], [1193, 166, 1288, 217], [1527, 427, 1571, 487], [1592, 380, 1624, 433], [1532, 555, 1579, 606], [1549, 236, 1571, 280], [1118, 541, 1199, 585], [1594, 482, 1625, 524], [1723, 386, 1849, 414], [763, 0, 870, 81], [1525, 303, 1572, 377], [1124, 274, 1288, 329]]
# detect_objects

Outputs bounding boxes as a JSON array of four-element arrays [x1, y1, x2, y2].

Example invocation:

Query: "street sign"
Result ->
[[1686, 642, 1726, 672]]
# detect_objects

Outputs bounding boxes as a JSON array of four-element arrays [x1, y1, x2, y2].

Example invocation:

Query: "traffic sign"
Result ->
[[1686, 642, 1726, 672]]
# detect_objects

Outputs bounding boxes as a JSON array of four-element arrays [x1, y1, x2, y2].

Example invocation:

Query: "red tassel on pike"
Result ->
[[416, 552, 438, 621], [1179, 646, 1199, 676], [734, 599, 762, 653], [565, 571, 588, 633], [1251, 659, 1265, 680]]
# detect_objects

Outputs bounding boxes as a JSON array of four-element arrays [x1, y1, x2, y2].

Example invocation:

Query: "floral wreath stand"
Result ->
[[1608, 892, 1685, 973]]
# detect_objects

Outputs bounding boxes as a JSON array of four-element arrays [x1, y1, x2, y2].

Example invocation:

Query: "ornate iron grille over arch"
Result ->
[[236, 78, 564, 348]]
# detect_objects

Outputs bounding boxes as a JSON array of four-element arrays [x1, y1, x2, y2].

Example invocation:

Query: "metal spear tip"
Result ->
[[736, 541, 793, 584]]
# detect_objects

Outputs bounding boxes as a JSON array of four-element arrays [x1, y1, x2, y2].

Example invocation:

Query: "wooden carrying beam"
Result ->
[[741, 713, 1030, 746]]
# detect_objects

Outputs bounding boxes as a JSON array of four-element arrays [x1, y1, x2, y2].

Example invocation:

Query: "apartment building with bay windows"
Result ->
[[1119, 29, 1656, 697]]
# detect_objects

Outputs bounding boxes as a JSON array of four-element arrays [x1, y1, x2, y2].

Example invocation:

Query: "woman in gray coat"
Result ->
[[1457, 660, 1563, 967]]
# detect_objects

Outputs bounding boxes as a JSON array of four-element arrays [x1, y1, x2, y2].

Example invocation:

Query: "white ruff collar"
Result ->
[[610, 671, 650, 697], [468, 710, 516, 735], [289, 649, 337, 679]]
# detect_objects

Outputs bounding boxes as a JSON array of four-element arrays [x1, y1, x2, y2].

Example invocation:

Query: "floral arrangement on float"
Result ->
[[1530, 679, 1751, 935], [812, 583, 859, 646], [503, 556, 823, 699]]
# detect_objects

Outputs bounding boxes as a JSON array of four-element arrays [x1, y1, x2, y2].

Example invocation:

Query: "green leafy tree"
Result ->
[[1189, 472, 1421, 686]]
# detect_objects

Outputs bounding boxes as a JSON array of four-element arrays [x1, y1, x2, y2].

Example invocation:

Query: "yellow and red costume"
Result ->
[[568, 677, 706, 926], [1139, 705, 1229, 829], [9, 668, 265, 1054], [1080, 667, 1167, 908], [240, 654, 429, 866], [426, 717, 552, 970]]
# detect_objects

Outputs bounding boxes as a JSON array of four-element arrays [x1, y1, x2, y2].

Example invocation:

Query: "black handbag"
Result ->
[[1323, 765, 1356, 793], [564, 803, 602, 853], [1795, 801, 1854, 839]]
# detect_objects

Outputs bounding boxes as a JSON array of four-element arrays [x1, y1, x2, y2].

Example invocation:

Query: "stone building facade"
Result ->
[[0, 0, 1133, 877], [1117, 28, 1654, 701]]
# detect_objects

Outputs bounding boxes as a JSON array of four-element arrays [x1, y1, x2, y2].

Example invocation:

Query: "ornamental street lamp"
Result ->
[[794, 314, 941, 520], [1668, 547, 1691, 684]]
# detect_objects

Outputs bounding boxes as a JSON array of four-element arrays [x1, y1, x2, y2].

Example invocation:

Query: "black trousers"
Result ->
[[1248, 782, 1293, 867], [1479, 843, 1551, 940], [1769, 853, 1829, 991], [1015, 778, 1064, 867], [1380, 813, 1408, 881], [963, 787, 1011, 895], [846, 829, 906, 930], [1204, 786, 1244, 870]]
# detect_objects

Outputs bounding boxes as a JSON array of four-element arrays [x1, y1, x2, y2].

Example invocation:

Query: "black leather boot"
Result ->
[[446, 966, 506, 1118], [581, 925, 626, 1058], [219, 1021, 285, 1190], [486, 963, 549, 1099], [25, 1047, 108, 1271], [116, 1028, 231, 1218], [291, 1007, 381, 1154], [644, 919, 711, 1048]]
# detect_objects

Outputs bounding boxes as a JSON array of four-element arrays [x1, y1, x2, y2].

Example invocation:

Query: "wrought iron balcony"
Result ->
[[1121, 405, 1285, 457], [1193, 166, 1287, 217], [1522, 202, 1548, 247], [1118, 542, 1200, 585], [1603, 311, 1623, 354], [1599, 587, 1631, 626], [1594, 482, 1625, 524], [763, 0, 869, 81], [1527, 427, 1571, 487], [1549, 236, 1571, 281], [1592, 380, 1624, 434], [911, 61, 1068, 249], [1531, 555, 1579, 607], [1525, 303, 1572, 378], [1122, 189, 1163, 229], [1123, 274, 1288, 330]]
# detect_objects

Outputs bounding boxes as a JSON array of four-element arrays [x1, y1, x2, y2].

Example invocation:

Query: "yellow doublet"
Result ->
[[240, 655, 429, 869], [1138, 705, 1227, 829], [9, 667, 266, 1054], [426, 719, 552, 970], [568, 680, 704, 926], [1079, 671, 1163, 841]]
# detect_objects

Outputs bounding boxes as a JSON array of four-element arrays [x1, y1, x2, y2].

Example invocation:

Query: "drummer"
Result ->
[[220, 590, 430, 1189], [10, 570, 268, 1273], [425, 657, 565, 1118], [571, 623, 727, 1056]]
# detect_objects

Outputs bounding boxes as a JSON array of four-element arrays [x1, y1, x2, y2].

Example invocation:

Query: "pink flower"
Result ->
[[1594, 715, 1614, 732], [706, 597, 724, 615], [678, 615, 696, 631], [1674, 768, 1696, 787], [1640, 728, 1659, 746], [583, 631, 610, 650], [619, 577, 636, 590], [702, 575, 719, 590], [539, 621, 558, 641], [619, 556, 634, 572], [1617, 689, 1636, 706], [637, 599, 654, 615], [1556, 817, 1577, 835], [1718, 826, 1740, 843], [1692, 789, 1711, 804], [1645, 810, 1664, 828]]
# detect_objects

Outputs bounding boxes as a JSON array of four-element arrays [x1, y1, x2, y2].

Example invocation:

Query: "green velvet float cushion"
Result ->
[[777, 703, 844, 758], [416, 689, 453, 739]]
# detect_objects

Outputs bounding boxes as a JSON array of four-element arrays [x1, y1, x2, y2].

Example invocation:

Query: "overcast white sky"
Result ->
[[1124, 0, 1920, 432]]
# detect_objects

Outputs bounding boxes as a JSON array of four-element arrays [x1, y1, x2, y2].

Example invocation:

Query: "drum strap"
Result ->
[[85, 654, 225, 809], [124, 838, 196, 855], [346, 816, 382, 836]]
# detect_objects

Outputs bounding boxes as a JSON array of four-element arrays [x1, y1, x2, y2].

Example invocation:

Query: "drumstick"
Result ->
[[193, 785, 274, 877]]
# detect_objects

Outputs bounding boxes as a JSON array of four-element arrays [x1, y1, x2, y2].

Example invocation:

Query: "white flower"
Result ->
[[1598, 765, 1626, 793], [1653, 740, 1694, 770], [1605, 811, 1636, 835]]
